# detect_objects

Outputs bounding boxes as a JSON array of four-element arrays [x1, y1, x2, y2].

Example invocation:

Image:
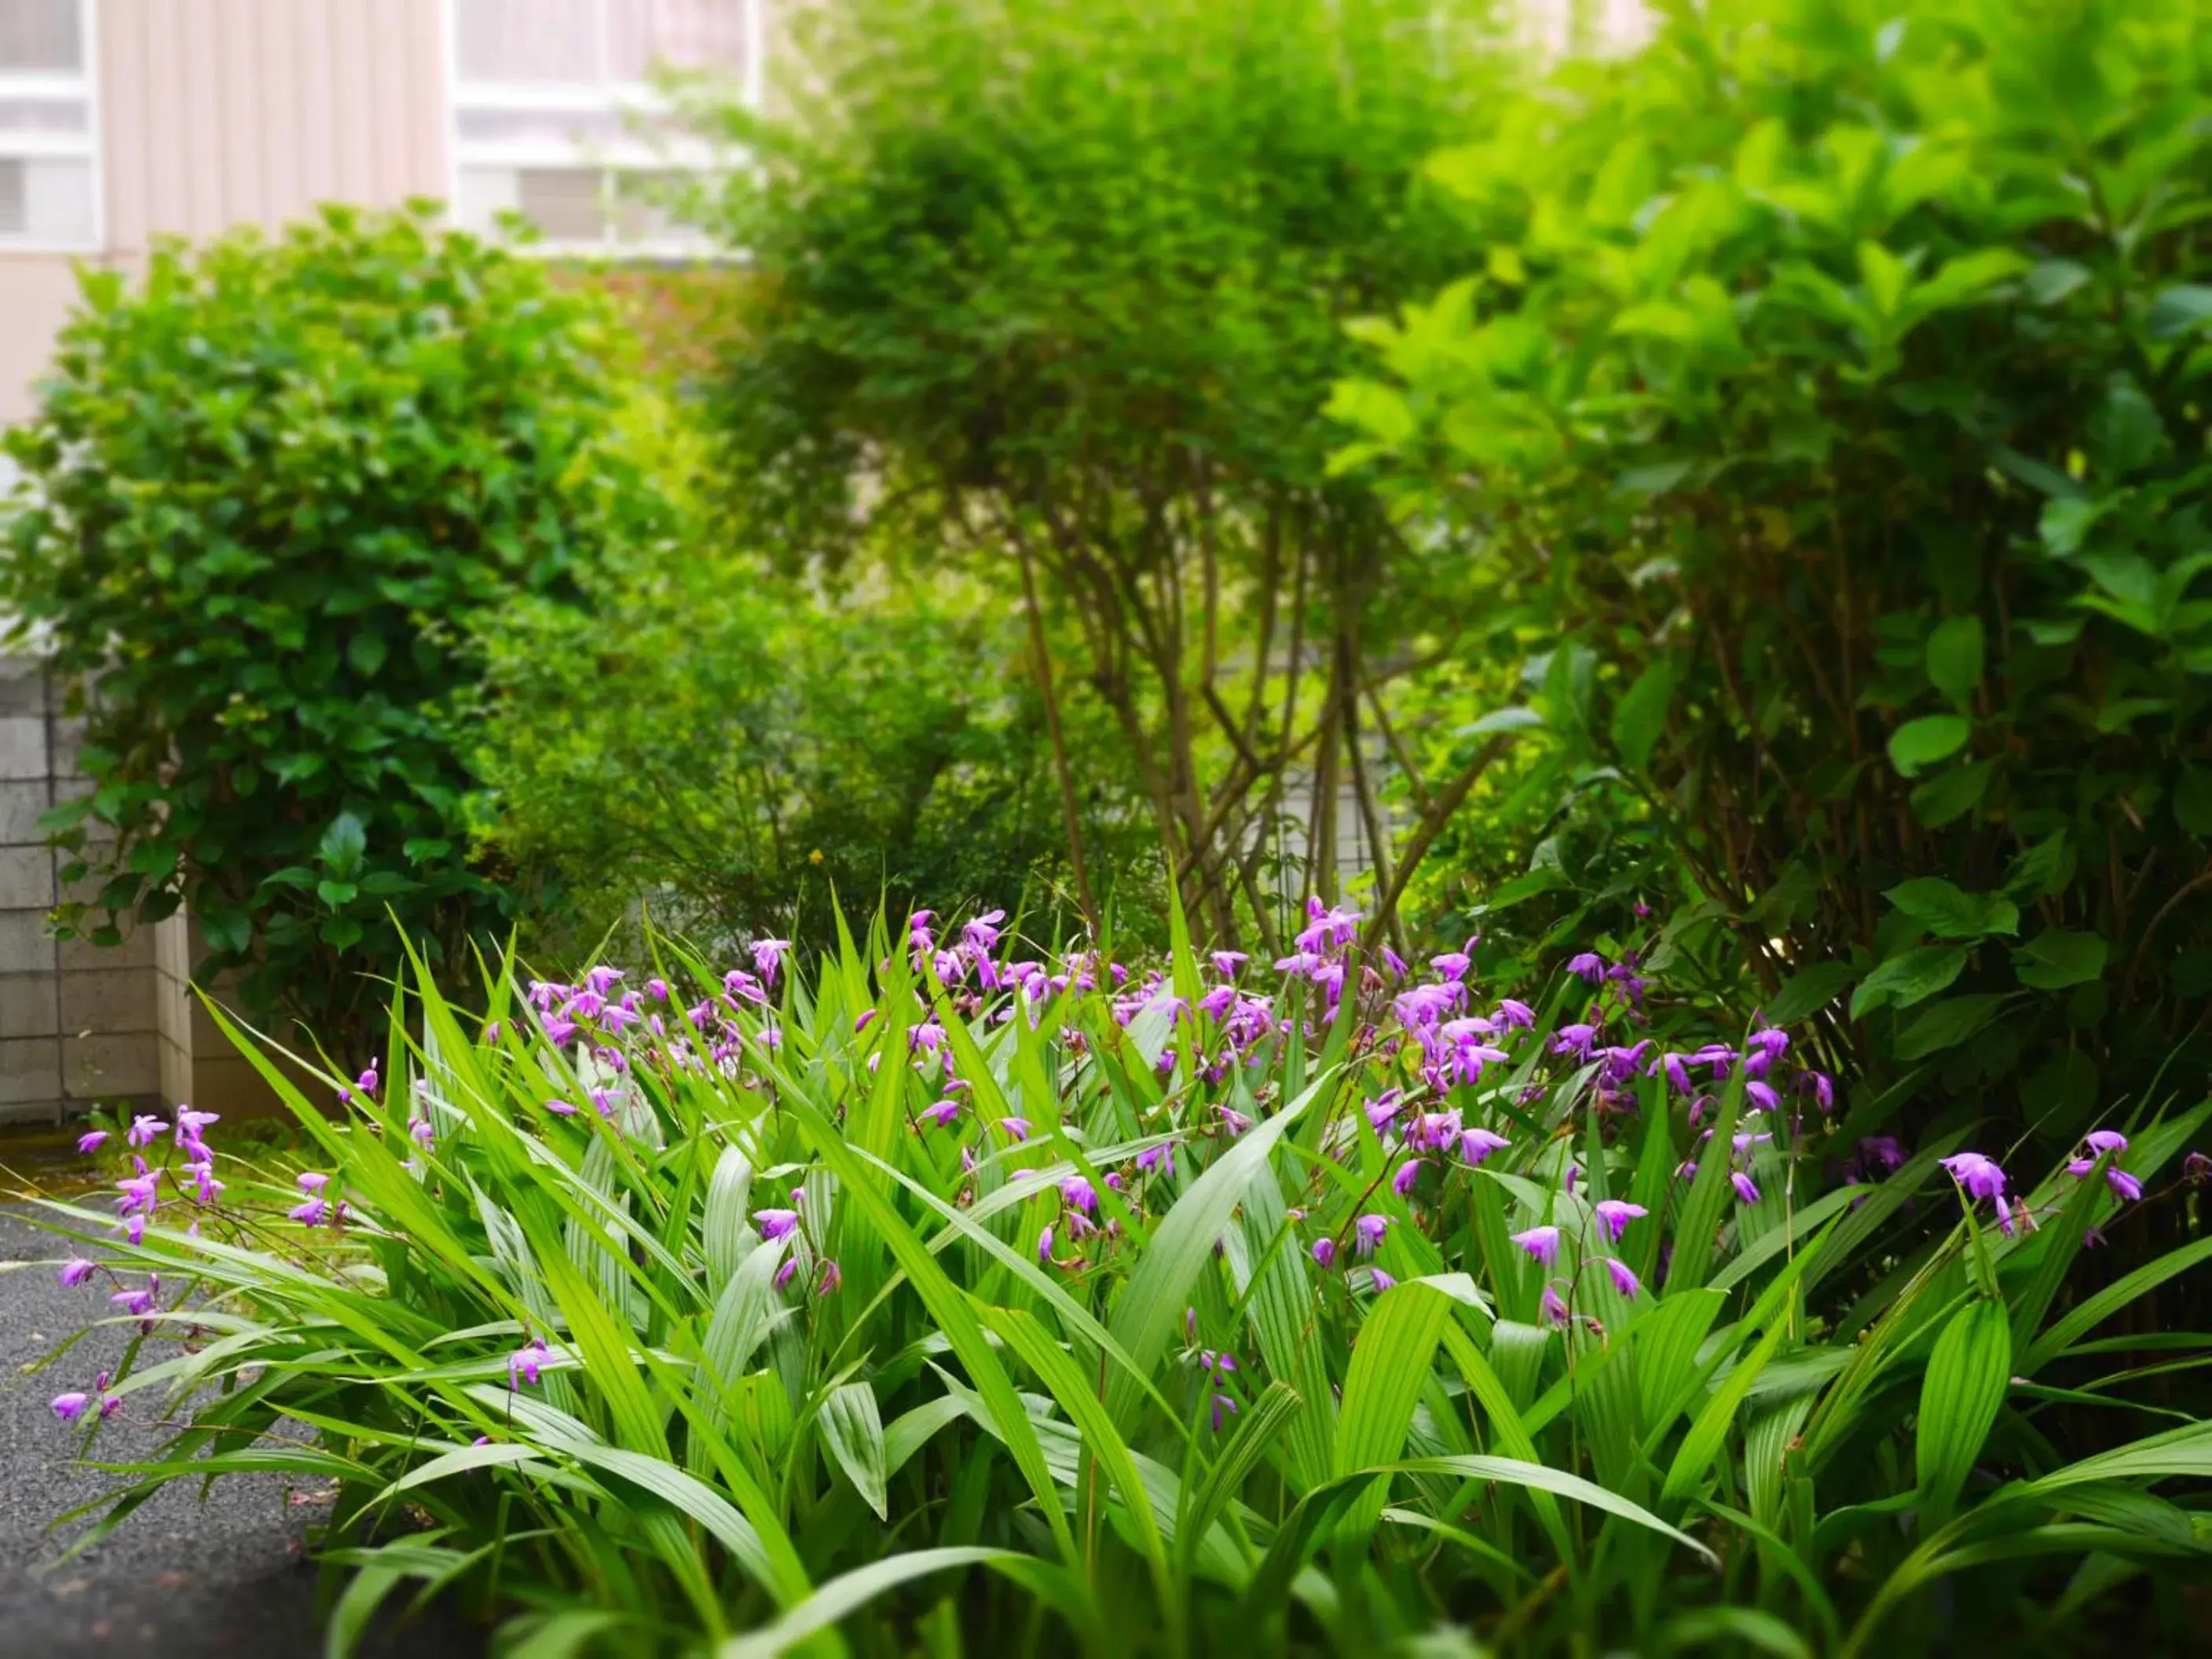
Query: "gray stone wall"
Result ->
[[0, 652, 168, 1125]]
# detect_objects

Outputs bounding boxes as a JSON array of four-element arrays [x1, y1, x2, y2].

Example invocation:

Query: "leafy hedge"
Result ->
[[0, 204, 670, 1043], [1334, 0, 2212, 1145]]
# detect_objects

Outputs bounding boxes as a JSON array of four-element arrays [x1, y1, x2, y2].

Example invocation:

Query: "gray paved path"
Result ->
[[1, 1204, 483, 1658]]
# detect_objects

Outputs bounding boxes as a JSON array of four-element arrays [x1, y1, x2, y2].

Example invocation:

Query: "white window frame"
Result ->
[[0, 0, 104, 254], [441, 0, 758, 261]]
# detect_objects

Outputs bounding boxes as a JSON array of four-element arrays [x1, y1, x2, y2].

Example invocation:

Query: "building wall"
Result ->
[[97, 0, 447, 257]]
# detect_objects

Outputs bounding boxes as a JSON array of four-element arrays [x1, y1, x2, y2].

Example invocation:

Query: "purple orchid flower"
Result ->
[[1510, 1225, 1561, 1267], [1459, 1127, 1510, 1166], [1592, 1199, 1647, 1243], [508, 1337, 550, 1390]]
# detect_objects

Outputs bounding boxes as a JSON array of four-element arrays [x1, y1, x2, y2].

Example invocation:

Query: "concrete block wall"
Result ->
[[0, 651, 170, 1125]]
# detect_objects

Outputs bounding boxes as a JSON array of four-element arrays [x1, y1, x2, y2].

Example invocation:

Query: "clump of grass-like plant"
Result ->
[[32, 901, 2212, 1656]]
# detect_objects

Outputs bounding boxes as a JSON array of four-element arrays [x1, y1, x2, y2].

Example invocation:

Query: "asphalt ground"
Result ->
[[0, 1195, 485, 1658]]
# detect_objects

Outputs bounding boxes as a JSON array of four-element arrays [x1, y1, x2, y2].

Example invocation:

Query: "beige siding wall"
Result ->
[[99, 0, 448, 255], [0, 254, 79, 423]]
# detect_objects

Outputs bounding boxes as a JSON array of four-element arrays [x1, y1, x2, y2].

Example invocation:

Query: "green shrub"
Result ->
[[35, 912, 2210, 1654], [1335, 0, 2212, 1140], [683, 0, 1514, 945], [470, 408, 1159, 949], [0, 203, 668, 1046]]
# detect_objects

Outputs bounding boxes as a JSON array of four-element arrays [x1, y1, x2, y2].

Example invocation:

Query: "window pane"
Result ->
[[517, 167, 608, 243], [0, 95, 86, 134], [454, 0, 599, 84], [606, 0, 748, 83], [0, 154, 90, 241], [456, 106, 624, 148], [0, 0, 81, 72], [455, 164, 521, 233], [23, 154, 89, 239]]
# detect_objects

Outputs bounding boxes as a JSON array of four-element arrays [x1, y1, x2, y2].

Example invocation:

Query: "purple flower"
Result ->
[[1940, 1152, 2007, 1203], [774, 1258, 800, 1293], [1511, 1225, 1561, 1267], [1495, 999, 1536, 1029], [998, 1116, 1031, 1143], [1459, 1127, 1510, 1166], [114, 1174, 157, 1218], [1311, 1236, 1337, 1269], [190, 1165, 224, 1206], [1730, 1171, 1761, 1206], [2082, 1129, 2129, 1155], [356, 1068, 378, 1097], [1210, 950, 1248, 979], [921, 1097, 961, 1130], [1744, 1081, 1779, 1112], [126, 1114, 164, 1149], [1540, 1285, 1569, 1326], [544, 1097, 578, 1116], [1566, 953, 1606, 983], [1431, 951, 1470, 983], [1392, 1159, 1424, 1199], [1368, 1269, 1397, 1295], [1037, 1225, 1055, 1264], [1217, 1105, 1253, 1137], [1604, 1258, 1641, 1298], [51, 1392, 89, 1423], [1210, 1393, 1240, 1431], [287, 1198, 328, 1226], [1060, 1176, 1097, 1214], [98, 1393, 121, 1420], [297, 1171, 329, 1193], [1592, 1199, 1647, 1243], [508, 1337, 549, 1390], [1551, 1024, 1598, 1061], [58, 1258, 97, 1287], [1136, 1144, 1175, 1180], [755, 1208, 800, 1242], [816, 1259, 843, 1296], [77, 1130, 108, 1155], [2106, 1168, 2143, 1203], [1856, 1135, 1906, 1177], [109, 1283, 156, 1317], [752, 939, 791, 986], [1353, 1214, 1389, 1255]]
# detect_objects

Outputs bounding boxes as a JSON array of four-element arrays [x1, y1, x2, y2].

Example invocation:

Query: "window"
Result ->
[[448, 0, 756, 256], [0, 0, 98, 248]]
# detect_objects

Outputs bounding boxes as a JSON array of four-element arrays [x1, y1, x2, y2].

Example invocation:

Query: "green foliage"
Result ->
[[1335, 0, 2212, 1145], [34, 917, 2210, 1655], [0, 204, 666, 1042], [471, 452, 1158, 948], [684, 0, 1514, 943]]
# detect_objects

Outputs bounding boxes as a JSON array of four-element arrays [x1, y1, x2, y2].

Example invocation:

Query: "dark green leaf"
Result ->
[[1888, 715, 1969, 778], [1850, 945, 1969, 1018], [1884, 878, 2018, 939], [2012, 929, 2108, 991]]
